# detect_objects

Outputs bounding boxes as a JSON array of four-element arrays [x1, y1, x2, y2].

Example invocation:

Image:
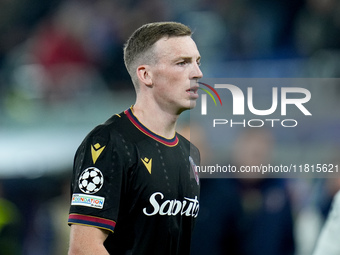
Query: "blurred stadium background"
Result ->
[[1, 0, 340, 254]]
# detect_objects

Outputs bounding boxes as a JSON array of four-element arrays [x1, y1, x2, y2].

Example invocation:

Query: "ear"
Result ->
[[136, 65, 153, 87]]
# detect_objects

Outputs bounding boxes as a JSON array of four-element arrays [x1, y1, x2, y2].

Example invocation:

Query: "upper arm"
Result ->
[[68, 224, 110, 255], [68, 126, 130, 254], [68, 128, 126, 233]]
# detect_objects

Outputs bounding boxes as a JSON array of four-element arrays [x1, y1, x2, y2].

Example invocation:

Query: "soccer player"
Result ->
[[68, 22, 203, 255]]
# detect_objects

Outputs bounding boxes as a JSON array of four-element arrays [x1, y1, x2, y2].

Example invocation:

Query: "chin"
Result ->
[[176, 99, 197, 115], [182, 101, 197, 112], [189, 101, 197, 109]]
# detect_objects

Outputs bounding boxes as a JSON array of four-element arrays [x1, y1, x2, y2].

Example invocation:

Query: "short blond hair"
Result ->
[[123, 22, 192, 87]]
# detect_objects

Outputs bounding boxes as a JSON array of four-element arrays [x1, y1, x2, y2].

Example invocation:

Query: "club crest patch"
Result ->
[[189, 156, 199, 185], [79, 167, 104, 194]]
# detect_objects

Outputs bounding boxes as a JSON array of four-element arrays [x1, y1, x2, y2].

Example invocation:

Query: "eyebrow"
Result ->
[[174, 56, 201, 62]]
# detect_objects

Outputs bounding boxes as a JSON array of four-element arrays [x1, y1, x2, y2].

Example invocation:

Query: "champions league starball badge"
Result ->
[[79, 167, 104, 194]]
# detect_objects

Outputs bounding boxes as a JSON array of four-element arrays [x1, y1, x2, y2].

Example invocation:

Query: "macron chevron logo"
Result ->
[[141, 157, 152, 174]]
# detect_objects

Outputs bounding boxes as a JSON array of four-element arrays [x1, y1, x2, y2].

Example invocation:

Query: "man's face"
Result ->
[[149, 36, 203, 114]]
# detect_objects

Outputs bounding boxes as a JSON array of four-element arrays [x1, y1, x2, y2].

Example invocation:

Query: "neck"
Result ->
[[132, 99, 179, 139]]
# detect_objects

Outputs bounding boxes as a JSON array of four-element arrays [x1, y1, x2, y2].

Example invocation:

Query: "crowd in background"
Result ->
[[1, 0, 340, 254], [1, 0, 340, 102]]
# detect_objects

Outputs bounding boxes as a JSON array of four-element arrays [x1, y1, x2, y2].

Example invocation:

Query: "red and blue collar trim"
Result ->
[[124, 107, 179, 147]]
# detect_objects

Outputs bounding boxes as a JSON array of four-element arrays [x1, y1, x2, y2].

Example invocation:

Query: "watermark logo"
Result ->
[[198, 81, 312, 128], [198, 82, 222, 115]]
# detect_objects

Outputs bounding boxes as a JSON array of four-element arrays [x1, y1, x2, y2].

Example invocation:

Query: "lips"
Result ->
[[186, 86, 199, 99], [186, 86, 198, 94]]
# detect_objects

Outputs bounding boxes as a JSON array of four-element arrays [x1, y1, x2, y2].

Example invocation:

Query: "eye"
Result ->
[[177, 61, 188, 66], [196, 57, 201, 66]]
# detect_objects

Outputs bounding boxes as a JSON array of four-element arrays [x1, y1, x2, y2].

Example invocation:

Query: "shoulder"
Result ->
[[75, 112, 137, 160], [73, 112, 138, 171], [177, 133, 199, 150], [83, 113, 128, 144], [177, 132, 200, 161]]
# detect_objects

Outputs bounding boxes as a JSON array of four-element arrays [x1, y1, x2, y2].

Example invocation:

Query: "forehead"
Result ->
[[153, 36, 200, 60]]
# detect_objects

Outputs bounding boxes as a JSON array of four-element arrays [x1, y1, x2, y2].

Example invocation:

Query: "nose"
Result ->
[[192, 62, 203, 80]]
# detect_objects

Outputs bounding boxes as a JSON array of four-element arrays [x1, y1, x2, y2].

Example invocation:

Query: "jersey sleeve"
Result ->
[[68, 125, 133, 233]]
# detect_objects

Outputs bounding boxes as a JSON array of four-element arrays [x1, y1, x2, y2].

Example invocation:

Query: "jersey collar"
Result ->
[[124, 107, 179, 147]]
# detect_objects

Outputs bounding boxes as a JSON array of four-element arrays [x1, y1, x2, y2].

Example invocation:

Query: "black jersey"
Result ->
[[68, 107, 200, 255]]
